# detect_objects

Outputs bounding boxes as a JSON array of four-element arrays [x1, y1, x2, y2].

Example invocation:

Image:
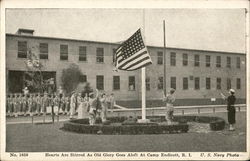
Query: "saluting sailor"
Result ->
[[162, 88, 176, 125]]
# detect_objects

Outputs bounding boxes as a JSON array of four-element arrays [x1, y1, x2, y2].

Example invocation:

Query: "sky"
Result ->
[[6, 8, 246, 53]]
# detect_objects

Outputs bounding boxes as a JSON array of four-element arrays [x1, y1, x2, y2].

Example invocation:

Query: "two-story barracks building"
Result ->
[[6, 29, 246, 106]]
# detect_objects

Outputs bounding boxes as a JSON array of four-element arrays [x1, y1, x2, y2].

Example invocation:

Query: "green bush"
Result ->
[[210, 120, 225, 131], [63, 121, 189, 135], [63, 115, 225, 134]]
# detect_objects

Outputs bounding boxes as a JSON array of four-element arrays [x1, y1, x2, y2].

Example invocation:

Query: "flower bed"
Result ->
[[62, 115, 225, 135]]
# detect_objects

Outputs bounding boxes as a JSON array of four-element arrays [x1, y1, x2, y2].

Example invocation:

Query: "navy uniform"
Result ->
[[227, 89, 236, 131], [6, 95, 11, 116], [65, 96, 70, 115], [53, 95, 60, 115], [42, 94, 49, 116], [13, 94, 19, 117], [163, 88, 176, 124], [22, 95, 28, 116], [27, 95, 34, 116], [70, 92, 77, 119], [61, 95, 66, 115], [221, 89, 237, 131], [36, 94, 42, 115]]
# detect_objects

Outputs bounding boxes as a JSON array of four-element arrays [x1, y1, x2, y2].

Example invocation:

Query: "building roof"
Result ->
[[17, 28, 35, 34], [6, 33, 245, 55]]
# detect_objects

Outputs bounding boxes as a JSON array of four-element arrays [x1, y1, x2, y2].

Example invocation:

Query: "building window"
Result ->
[[79, 46, 87, 61], [216, 78, 221, 90], [96, 48, 104, 63], [146, 77, 150, 91], [39, 43, 48, 59], [170, 77, 176, 89], [205, 55, 211, 67], [158, 76, 163, 90], [113, 76, 120, 90], [227, 78, 231, 90], [18, 41, 27, 58], [194, 54, 200, 66], [194, 77, 200, 90], [113, 49, 116, 63], [216, 56, 221, 67], [170, 52, 176, 66], [128, 76, 135, 91], [183, 77, 188, 90], [226, 57, 231, 68], [183, 53, 188, 66], [60, 45, 68, 60], [236, 57, 240, 68], [206, 77, 211, 89], [157, 51, 163, 65], [237, 78, 241, 89], [96, 75, 104, 90], [79, 75, 87, 83]]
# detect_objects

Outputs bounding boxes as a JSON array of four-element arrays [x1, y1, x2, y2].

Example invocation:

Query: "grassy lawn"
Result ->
[[6, 112, 246, 152]]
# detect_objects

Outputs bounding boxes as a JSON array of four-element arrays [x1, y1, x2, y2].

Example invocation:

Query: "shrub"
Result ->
[[210, 120, 225, 131], [61, 63, 83, 94], [63, 115, 225, 134]]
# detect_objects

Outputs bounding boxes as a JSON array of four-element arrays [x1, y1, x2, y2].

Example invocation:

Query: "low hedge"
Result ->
[[62, 115, 225, 135], [62, 121, 189, 135], [173, 115, 225, 131]]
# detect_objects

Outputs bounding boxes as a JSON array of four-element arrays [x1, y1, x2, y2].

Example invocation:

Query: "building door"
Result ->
[[8, 70, 24, 93]]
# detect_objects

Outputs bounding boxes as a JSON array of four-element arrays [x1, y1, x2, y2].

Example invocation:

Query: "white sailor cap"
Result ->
[[229, 89, 235, 93], [169, 88, 176, 92]]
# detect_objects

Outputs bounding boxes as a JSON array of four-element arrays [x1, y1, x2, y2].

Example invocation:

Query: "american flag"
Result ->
[[115, 29, 152, 71]]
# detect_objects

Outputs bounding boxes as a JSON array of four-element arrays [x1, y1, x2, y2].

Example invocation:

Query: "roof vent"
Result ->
[[17, 28, 34, 35]]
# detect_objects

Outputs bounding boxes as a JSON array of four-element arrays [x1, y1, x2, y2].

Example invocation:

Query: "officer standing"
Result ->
[[221, 89, 236, 131]]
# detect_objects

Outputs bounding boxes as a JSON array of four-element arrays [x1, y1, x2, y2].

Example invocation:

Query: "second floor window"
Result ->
[[183, 53, 188, 66], [205, 55, 211, 67], [157, 51, 163, 65], [60, 45, 68, 60], [128, 76, 135, 91], [216, 56, 221, 67], [79, 46, 87, 62], [96, 48, 104, 63], [39, 43, 48, 59], [170, 52, 176, 66], [194, 54, 200, 66], [227, 57, 231, 68], [18, 41, 27, 58], [113, 48, 117, 63], [236, 57, 241, 68]]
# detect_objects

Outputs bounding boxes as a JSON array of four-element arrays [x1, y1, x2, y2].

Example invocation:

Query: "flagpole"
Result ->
[[163, 20, 167, 96], [141, 9, 146, 120]]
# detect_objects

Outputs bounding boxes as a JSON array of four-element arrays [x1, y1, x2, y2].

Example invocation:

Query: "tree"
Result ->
[[61, 63, 83, 94], [24, 48, 44, 93]]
